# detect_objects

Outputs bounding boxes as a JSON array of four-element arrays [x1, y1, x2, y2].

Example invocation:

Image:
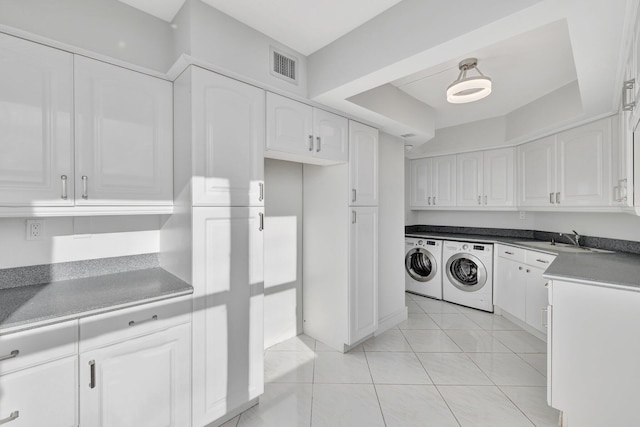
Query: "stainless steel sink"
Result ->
[[515, 241, 614, 254]]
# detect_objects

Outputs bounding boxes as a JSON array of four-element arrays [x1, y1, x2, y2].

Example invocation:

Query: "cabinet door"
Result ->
[[349, 207, 378, 344], [409, 158, 432, 207], [74, 56, 173, 205], [525, 266, 548, 334], [456, 151, 482, 207], [79, 323, 191, 427], [431, 155, 457, 207], [192, 207, 264, 425], [313, 108, 348, 163], [266, 92, 313, 156], [613, 113, 633, 206], [349, 121, 379, 206], [518, 136, 556, 206], [0, 356, 78, 427], [484, 147, 515, 207], [0, 33, 73, 206], [191, 68, 265, 206], [495, 258, 526, 321], [556, 118, 611, 206]]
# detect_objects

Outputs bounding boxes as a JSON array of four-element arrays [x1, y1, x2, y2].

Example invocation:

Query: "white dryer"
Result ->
[[442, 240, 493, 312], [405, 237, 443, 299]]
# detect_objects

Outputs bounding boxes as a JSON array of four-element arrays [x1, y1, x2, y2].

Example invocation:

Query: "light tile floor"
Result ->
[[222, 292, 560, 427]]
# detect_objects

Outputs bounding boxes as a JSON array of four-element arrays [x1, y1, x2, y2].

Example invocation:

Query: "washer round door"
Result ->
[[445, 253, 487, 292], [405, 248, 437, 282]]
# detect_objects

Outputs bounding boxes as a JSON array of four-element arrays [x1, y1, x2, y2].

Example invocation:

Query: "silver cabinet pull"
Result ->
[[555, 192, 560, 204], [259, 183, 264, 202], [518, 266, 523, 270], [81, 176, 88, 199], [433, 196, 436, 205], [505, 251, 514, 255], [541, 308, 549, 328], [316, 136, 321, 152], [60, 175, 68, 200], [352, 210, 356, 224], [549, 192, 554, 204], [622, 78, 636, 111], [89, 360, 96, 389], [526, 269, 530, 273], [477, 195, 481, 205], [259, 212, 264, 231], [352, 189, 357, 203], [536, 259, 549, 264], [0, 411, 19, 425], [544, 282, 549, 288], [129, 315, 158, 327], [484, 195, 487, 205], [427, 196, 431, 206], [0, 350, 19, 362], [308, 135, 313, 151]]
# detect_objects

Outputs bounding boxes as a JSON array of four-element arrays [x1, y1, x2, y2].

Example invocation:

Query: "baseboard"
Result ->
[[205, 397, 259, 427], [496, 307, 547, 342], [375, 306, 408, 336]]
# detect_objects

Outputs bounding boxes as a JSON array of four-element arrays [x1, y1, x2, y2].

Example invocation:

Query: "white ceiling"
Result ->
[[392, 20, 578, 129], [118, 0, 185, 22]]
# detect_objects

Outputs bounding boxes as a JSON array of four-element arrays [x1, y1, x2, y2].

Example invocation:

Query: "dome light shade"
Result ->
[[447, 58, 492, 104]]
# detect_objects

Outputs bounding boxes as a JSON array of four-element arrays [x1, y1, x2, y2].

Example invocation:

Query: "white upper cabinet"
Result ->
[[519, 118, 612, 208], [431, 155, 457, 207], [349, 121, 379, 206], [190, 67, 265, 207], [409, 157, 432, 207], [456, 152, 483, 207], [74, 56, 173, 205], [0, 33, 74, 206], [266, 92, 348, 165], [484, 147, 515, 207]]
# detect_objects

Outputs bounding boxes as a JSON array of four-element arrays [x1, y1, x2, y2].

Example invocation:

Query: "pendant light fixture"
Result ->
[[446, 58, 492, 104]]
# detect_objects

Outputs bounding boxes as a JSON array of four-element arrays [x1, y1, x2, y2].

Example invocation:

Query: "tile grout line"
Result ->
[[362, 347, 389, 427], [309, 338, 317, 427]]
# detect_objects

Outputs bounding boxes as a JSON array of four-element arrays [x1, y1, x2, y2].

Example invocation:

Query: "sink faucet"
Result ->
[[560, 230, 581, 247]]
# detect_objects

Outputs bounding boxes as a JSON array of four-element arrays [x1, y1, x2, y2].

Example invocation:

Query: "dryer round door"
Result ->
[[445, 253, 487, 292], [405, 248, 437, 282]]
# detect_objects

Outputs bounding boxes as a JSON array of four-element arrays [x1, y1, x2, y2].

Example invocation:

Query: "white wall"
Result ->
[[263, 159, 303, 349], [377, 133, 407, 331], [0, 0, 174, 72], [0, 216, 162, 269]]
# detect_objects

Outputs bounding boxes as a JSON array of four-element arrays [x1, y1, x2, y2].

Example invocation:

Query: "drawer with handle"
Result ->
[[525, 251, 556, 268], [496, 244, 526, 262], [79, 295, 192, 352], [0, 320, 77, 376]]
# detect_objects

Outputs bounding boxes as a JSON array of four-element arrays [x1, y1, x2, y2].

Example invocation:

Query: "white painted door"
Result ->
[[79, 323, 191, 427], [518, 136, 557, 206], [431, 155, 457, 207], [409, 158, 432, 208], [495, 258, 526, 321], [456, 151, 482, 207], [266, 92, 313, 156], [349, 207, 378, 344], [191, 68, 265, 207], [525, 266, 548, 334], [0, 33, 74, 206], [556, 118, 611, 206], [483, 147, 515, 207], [0, 356, 78, 427], [192, 207, 264, 426], [313, 108, 348, 163], [349, 121, 379, 206], [74, 56, 173, 205], [613, 113, 633, 206]]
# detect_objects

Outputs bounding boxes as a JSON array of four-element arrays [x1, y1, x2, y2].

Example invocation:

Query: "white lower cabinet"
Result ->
[[79, 323, 191, 427]]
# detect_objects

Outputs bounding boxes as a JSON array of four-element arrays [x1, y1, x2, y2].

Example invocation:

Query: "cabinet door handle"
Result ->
[[428, 196, 431, 206], [622, 78, 636, 111], [536, 259, 549, 264], [541, 308, 549, 328], [0, 411, 19, 425], [128, 314, 158, 327], [477, 195, 481, 205], [549, 192, 554, 204], [555, 192, 560, 204], [352, 189, 357, 203], [81, 176, 89, 199], [0, 350, 19, 362], [352, 210, 356, 224], [518, 266, 523, 270], [259, 182, 264, 202], [484, 195, 487, 205], [60, 175, 68, 200], [316, 136, 321, 152], [433, 196, 436, 205], [259, 212, 264, 231], [544, 282, 549, 288], [526, 269, 530, 273], [504, 251, 514, 255], [308, 135, 313, 151], [89, 360, 96, 389]]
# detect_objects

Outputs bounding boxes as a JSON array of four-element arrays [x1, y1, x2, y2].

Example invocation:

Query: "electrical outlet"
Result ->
[[519, 211, 526, 220], [26, 220, 44, 241]]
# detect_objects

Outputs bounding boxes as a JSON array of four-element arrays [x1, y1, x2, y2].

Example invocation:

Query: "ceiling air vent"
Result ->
[[270, 47, 298, 85], [401, 133, 416, 138]]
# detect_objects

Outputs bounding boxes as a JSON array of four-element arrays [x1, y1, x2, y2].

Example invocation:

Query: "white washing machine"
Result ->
[[405, 237, 443, 299], [442, 240, 493, 312]]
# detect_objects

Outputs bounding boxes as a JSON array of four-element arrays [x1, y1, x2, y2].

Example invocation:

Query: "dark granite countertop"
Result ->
[[405, 231, 640, 291], [0, 268, 193, 333]]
